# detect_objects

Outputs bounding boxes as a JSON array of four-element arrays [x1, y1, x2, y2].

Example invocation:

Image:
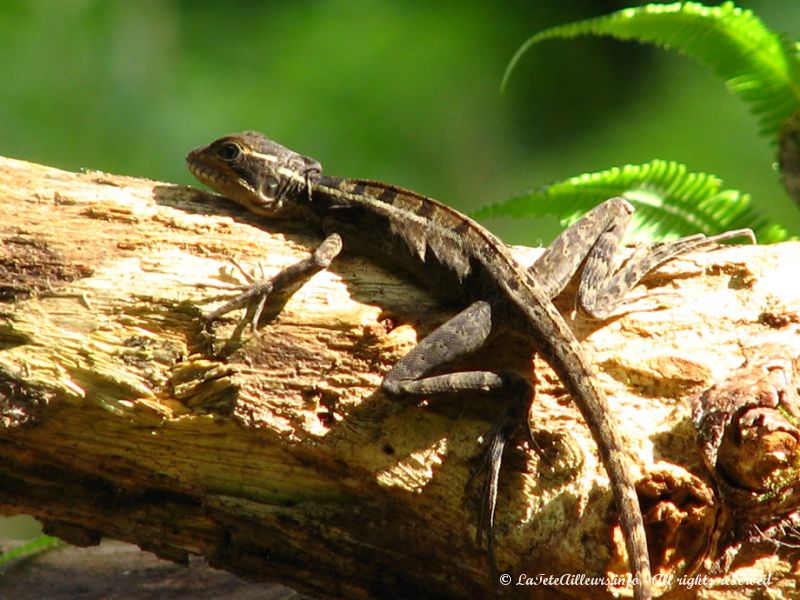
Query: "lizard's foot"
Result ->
[[202, 258, 275, 332], [202, 231, 342, 332], [204, 280, 274, 332], [471, 398, 525, 578]]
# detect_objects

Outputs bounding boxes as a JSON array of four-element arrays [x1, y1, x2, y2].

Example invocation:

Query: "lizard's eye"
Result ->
[[218, 142, 242, 162]]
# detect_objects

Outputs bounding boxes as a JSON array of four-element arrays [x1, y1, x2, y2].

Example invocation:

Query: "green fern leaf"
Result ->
[[471, 160, 788, 243], [503, 1, 800, 141]]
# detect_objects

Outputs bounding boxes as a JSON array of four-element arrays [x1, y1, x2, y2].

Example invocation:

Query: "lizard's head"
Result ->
[[186, 131, 322, 218]]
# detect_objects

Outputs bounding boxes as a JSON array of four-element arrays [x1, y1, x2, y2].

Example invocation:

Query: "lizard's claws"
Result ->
[[204, 280, 275, 331]]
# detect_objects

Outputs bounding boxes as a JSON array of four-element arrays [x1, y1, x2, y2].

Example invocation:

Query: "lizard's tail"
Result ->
[[537, 319, 653, 600]]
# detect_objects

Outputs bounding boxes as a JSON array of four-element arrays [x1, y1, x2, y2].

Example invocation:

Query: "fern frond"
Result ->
[[472, 160, 788, 243], [503, 1, 800, 141]]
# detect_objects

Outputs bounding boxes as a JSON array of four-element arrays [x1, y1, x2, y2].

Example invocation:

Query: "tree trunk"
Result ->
[[1, 156, 798, 599]]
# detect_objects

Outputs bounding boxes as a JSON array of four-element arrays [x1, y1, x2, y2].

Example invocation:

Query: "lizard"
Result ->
[[186, 130, 755, 600]]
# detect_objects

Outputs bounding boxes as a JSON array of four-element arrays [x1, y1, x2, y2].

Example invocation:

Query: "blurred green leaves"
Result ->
[[0, 1, 798, 241], [0, 535, 62, 566], [492, 1, 800, 240], [473, 159, 788, 243], [503, 1, 800, 142]]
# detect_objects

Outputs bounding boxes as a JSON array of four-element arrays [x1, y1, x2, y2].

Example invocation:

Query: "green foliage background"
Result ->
[[2, 0, 799, 244], [0, 0, 799, 543]]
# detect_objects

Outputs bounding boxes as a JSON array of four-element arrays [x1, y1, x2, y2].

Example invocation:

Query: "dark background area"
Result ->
[[1, 0, 798, 543]]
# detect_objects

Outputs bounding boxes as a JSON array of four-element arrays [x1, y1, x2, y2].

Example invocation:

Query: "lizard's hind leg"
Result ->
[[529, 197, 755, 320], [574, 226, 755, 320], [381, 300, 532, 575]]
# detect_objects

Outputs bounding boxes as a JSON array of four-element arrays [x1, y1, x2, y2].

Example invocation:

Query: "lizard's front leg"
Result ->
[[382, 300, 530, 574], [532, 197, 755, 318], [205, 233, 342, 329]]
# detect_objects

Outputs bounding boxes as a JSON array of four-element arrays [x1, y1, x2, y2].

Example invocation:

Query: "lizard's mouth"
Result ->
[[186, 150, 254, 197], [186, 148, 284, 217], [185, 150, 218, 187]]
